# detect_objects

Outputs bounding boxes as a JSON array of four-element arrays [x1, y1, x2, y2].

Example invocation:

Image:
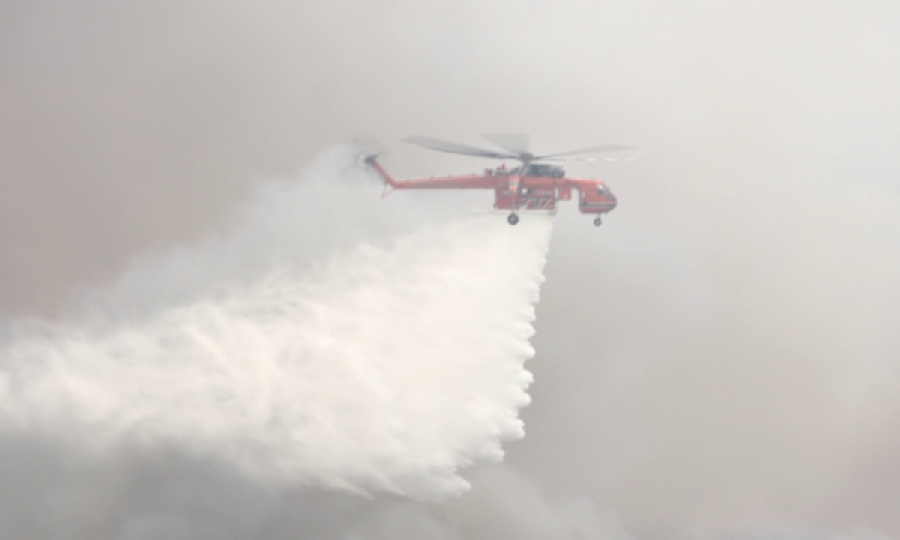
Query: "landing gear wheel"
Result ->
[[593, 217, 602, 227], [507, 213, 520, 226]]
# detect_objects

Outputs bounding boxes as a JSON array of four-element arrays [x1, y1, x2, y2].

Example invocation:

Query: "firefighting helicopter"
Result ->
[[364, 134, 629, 226]]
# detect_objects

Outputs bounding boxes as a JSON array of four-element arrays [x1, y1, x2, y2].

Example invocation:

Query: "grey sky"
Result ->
[[2, 1, 900, 538]]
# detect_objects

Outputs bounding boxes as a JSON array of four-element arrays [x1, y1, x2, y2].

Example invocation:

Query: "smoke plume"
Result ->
[[0, 148, 583, 538]]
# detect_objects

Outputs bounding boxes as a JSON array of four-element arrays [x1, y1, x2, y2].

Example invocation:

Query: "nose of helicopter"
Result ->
[[600, 184, 618, 208]]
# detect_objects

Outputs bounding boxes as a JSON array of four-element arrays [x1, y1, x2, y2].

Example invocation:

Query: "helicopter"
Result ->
[[365, 134, 629, 226]]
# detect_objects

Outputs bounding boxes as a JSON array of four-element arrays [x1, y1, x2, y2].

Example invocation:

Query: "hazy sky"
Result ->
[[2, 1, 900, 539]]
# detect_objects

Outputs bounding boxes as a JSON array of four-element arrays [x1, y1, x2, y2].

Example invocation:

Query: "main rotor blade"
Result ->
[[536, 144, 632, 159], [535, 156, 639, 162], [482, 133, 531, 156], [571, 156, 645, 162], [402, 136, 518, 159]]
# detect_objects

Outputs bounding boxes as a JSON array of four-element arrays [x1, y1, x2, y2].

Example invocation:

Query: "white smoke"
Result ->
[[0, 148, 554, 505]]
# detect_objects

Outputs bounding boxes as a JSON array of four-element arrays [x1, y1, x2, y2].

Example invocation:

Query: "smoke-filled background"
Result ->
[[2, 1, 900, 539]]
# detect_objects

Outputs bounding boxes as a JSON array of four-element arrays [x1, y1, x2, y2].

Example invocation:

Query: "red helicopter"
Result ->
[[365, 134, 629, 226]]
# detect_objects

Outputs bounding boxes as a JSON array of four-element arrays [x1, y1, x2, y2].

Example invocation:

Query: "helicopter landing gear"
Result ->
[[593, 217, 602, 227], [507, 213, 520, 226]]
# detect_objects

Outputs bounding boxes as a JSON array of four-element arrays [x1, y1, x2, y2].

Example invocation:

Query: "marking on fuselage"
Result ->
[[517, 196, 555, 209]]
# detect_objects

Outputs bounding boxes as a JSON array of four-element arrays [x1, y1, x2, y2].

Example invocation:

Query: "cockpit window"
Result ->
[[596, 185, 605, 194]]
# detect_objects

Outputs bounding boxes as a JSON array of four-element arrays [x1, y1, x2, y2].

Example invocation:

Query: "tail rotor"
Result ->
[[352, 135, 386, 165]]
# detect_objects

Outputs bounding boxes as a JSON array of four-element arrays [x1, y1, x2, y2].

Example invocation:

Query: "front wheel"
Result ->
[[593, 217, 602, 227], [507, 213, 520, 226]]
